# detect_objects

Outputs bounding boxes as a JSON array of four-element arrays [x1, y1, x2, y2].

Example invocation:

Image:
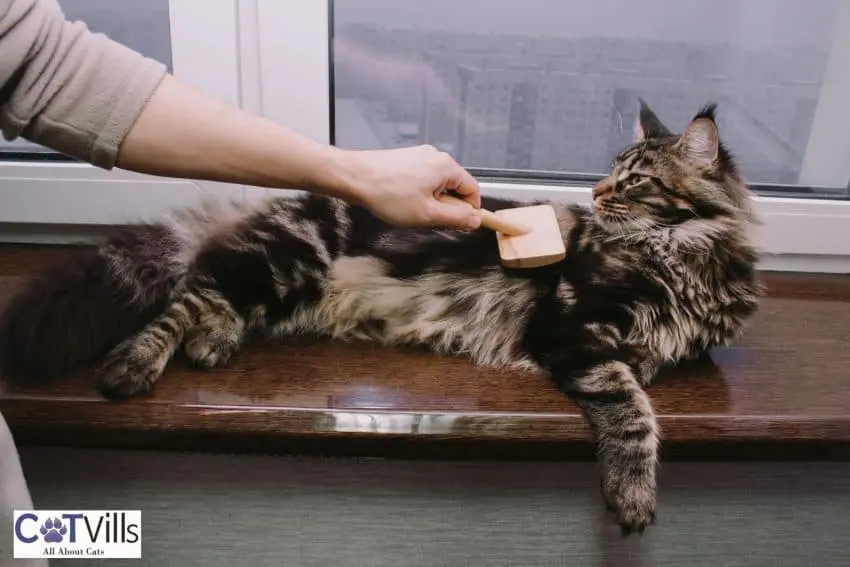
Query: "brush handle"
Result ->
[[437, 194, 530, 236]]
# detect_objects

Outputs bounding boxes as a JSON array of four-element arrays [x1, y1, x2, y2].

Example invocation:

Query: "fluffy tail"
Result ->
[[0, 225, 182, 384]]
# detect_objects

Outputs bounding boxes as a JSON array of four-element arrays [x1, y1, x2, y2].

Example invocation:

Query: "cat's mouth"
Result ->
[[592, 204, 653, 236], [593, 201, 632, 224]]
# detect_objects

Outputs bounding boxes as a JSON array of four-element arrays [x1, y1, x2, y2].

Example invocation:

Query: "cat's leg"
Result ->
[[98, 287, 219, 398], [183, 290, 246, 369], [527, 301, 660, 534], [526, 290, 660, 534], [556, 356, 659, 535]]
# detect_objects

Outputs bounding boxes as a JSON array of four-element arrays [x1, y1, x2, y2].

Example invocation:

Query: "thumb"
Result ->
[[428, 200, 482, 230]]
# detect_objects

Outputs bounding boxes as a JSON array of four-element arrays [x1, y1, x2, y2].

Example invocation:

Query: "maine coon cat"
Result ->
[[0, 101, 762, 533]]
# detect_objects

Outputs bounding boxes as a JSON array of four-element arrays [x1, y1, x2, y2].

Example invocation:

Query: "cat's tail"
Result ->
[[0, 225, 184, 384]]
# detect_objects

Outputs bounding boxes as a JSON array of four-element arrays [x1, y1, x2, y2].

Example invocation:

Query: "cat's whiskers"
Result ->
[[602, 215, 650, 246]]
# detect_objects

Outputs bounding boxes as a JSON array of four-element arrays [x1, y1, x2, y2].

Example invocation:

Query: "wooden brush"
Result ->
[[438, 194, 566, 269]]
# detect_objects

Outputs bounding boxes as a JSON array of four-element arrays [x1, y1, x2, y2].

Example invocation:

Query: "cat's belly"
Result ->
[[273, 256, 540, 371]]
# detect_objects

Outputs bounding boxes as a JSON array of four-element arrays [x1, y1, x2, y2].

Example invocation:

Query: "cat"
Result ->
[[0, 100, 762, 534]]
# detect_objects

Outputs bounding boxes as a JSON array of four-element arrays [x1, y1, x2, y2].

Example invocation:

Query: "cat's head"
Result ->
[[591, 100, 755, 251]]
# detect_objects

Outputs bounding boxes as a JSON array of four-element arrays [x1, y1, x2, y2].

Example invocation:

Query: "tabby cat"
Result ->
[[0, 101, 762, 533]]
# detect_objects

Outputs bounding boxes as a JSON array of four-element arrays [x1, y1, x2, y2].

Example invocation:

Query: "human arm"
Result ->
[[117, 74, 482, 229], [0, 0, 481, 230]]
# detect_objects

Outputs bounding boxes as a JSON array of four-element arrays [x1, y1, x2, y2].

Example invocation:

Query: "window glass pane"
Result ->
[[0, 0, 172, 157], [332, 0, 848, 197]]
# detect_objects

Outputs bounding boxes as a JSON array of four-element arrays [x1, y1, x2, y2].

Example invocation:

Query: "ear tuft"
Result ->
[[634, 97, 673, 141], [676, 112, 720, 168], [693, 102, 718, 123]]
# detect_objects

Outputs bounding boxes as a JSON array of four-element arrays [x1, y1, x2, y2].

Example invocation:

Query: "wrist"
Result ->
[[319, 147, 372, 206]]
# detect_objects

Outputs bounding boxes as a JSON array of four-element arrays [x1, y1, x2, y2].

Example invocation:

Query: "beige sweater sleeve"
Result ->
[[0, 0, 167, 168]]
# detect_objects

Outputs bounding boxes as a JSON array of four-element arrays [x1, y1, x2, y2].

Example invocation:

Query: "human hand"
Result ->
[[338, 145, 482, 230]]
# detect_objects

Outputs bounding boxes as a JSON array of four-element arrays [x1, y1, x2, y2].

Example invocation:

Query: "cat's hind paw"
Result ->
[[98, 339, 170, 399], [183, 321, 242, 369]]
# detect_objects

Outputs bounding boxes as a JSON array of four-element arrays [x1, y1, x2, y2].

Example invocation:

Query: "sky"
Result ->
[[335, 0, 842, 50]]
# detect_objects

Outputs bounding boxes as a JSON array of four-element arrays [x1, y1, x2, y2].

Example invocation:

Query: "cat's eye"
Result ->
[[621, 174, 651, 198], [626, 173, 646, 186]]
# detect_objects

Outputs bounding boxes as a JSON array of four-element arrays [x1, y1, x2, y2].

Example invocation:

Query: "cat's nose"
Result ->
[[592, 179, 614, 200]]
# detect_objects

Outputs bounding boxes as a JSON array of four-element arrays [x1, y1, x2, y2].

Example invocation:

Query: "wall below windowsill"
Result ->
[[0, 244, 848, 460]]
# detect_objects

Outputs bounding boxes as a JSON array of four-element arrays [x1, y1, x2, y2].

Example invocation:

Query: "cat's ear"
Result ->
[[676, 104, 720, 167], [634, 97, 672, 141]]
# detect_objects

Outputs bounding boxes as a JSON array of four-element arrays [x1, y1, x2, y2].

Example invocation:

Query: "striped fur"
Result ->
[[0, 101, 762, 534]]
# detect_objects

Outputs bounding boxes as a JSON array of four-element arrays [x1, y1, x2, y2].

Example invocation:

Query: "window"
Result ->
[[1, 0, 849, 271], [0, 0, 173, 158], [0, 0, 243, 227], [279, 0, 848, 272], [330, 0, 849, 199]]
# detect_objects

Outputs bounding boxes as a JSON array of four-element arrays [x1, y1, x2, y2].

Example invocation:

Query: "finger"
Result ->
[[445, 165, 481, 209], [425, 200, 482, 231]]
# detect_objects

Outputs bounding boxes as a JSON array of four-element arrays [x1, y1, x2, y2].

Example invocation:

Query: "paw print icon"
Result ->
[[40, 517, 68, 543]]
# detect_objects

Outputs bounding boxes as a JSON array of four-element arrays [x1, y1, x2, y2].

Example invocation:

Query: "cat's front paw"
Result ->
[[601, 469, 657, 535], [98, 339, 169, 399], [614, 482, 656, 535]]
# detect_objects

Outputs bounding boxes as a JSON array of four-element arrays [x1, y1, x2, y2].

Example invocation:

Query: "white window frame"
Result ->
[[0, 0, 246, 229], [242, 0, 331, 203]]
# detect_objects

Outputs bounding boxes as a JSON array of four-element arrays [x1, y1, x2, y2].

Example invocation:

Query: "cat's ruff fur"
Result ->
[[0, 102, 762, 534]]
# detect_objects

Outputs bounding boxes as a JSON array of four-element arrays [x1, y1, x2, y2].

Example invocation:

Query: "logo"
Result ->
[[13, 510, 141, 559]]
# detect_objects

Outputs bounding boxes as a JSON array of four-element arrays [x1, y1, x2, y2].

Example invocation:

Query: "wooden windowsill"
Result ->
[[0, 244, 849, 460]]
